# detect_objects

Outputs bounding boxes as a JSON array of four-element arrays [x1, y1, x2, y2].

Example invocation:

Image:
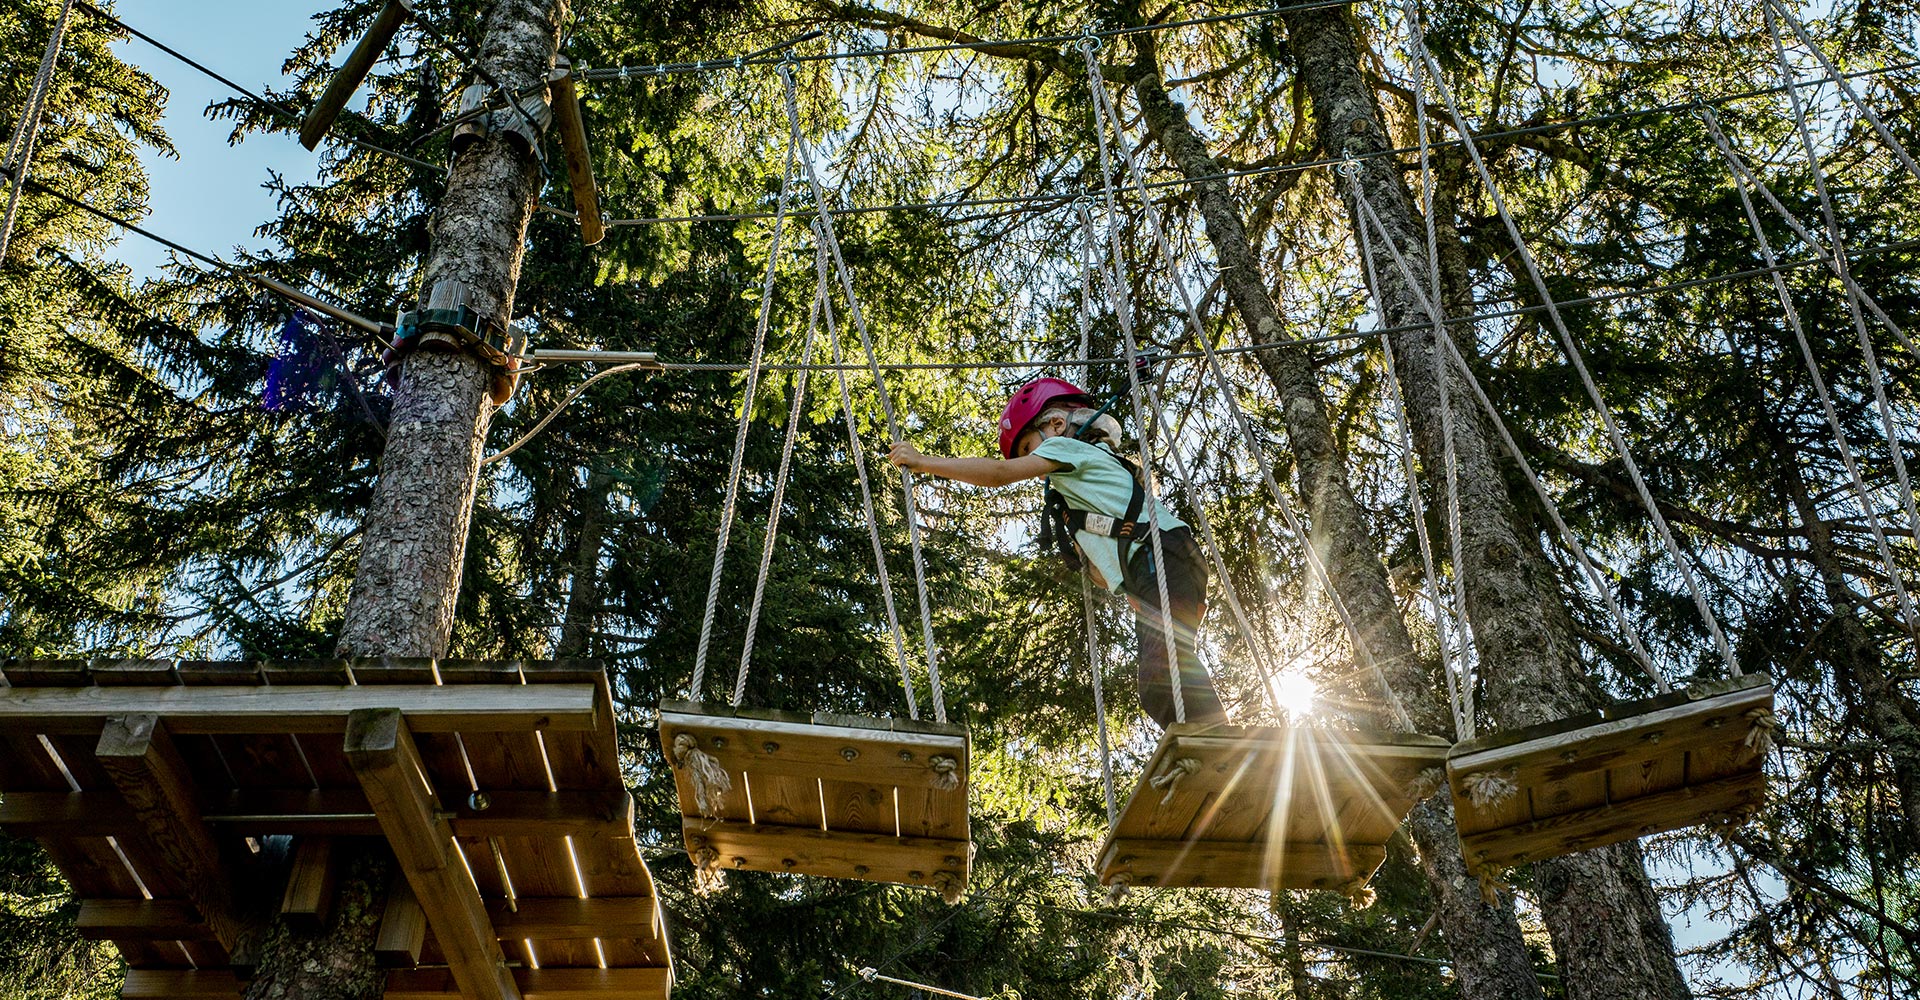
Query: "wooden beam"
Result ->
[[93, 714, 244, 953], [0, 787, 632, 839], [486, 897, 660, 940], [74, 899, 214, 941], [0, 683, 599, 735], [346, 707, 521, 1000], [298, 0, 415, 149], [547, 60, 604, 245], [279, 836, 338, 927], [119, 969, 245, 999], [385, 967, 671, 1000], [376, 870, 428, 967], [659, 708, 969, 790], [1099, 837, 1388, 891], [684, 818, 969, 888], [1459, 770, 1767, 871]]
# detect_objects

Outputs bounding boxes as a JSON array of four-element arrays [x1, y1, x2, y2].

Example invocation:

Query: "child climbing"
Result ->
[[888, 377, 1229, 729]]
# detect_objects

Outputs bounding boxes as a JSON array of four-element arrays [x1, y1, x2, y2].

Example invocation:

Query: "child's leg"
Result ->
[[1126, 529, 1229, 727]]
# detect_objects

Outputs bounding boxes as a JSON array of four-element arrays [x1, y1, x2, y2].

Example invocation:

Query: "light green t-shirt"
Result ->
[[1032, 435, 1185, 593]]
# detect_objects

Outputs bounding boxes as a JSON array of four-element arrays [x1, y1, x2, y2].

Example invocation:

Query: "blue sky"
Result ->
[[109, 1, 329, 280]]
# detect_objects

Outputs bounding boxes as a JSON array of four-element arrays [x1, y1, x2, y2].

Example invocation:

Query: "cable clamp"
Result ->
[[1336, 159, 1362, 180], [389, 278, 527, 404], [1077, 28, 1102, 54]]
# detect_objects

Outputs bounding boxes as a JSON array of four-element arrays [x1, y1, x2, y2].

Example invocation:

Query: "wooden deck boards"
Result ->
[[659, 702, 970, 896], [1096, 723, 1448, 893], [1447, 674, 1774, 872], [0, 658, 671, 999]]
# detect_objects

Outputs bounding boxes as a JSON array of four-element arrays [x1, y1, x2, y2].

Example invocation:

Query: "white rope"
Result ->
[[0, 0, 75, 263], [1080, 41, 1415, 731], [1074, 209, 1120, 824], [1081, 42, 1186, 724], [855, 966, 987, 1000], [1405, 8, 1740, 675], [733, 274, 827, 704], [1762, 6, 1920, 606], [779, 60, 948, 722], [481, 363, 651, 466], [1400, 9, 1479, 730], [690, 132, 799, 700], [1075, 206, 1287, 712], [1700, 109, 1920, 637], [817, 242, 923, 719], [1762, 0, 1920, 189], [1347, 176, 1668, 693]]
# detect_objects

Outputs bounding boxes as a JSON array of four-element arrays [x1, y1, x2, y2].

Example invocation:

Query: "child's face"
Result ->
[[1013, 415, 1068, 457]]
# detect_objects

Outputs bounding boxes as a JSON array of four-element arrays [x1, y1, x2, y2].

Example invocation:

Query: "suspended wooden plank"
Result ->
[[1096, 723, 1449, 894], [659, 701, 970, 898], [1447, 673, 1774, 874]]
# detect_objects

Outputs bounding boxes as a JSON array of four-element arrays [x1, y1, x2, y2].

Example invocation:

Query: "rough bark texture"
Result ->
[[556, 471, 614, 658], [1278, 9, 1690, 1000], [247, 3, 567, 998], [334, 0, 562, 661], [1125, 35, 1547, 1000]]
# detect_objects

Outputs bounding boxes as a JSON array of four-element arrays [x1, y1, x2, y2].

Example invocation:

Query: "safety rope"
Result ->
[[733, 273, 827, 705], [1081, 40, 1415, 731], [1762, 0, 1920, 189], [689, 130, 798, 700], [1762, 6, 1920, 614], [482, 363, 651, 466], [1081, 41, 1186, 724], [1074, 204, 1286, 712], [1346, 176, 1668, 693], [780, 59, 948, 722], [1405, 8, 1740, 676], [0, 0, 75, 263], [1074, 210, 1120, 825], [1700, 108, 1920, 637], [1400, 7, 1478, 732], [818, 241, 924, 719]]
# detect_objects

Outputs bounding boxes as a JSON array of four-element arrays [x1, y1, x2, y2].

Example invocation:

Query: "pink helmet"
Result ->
[[998, 377, 1093, 458]]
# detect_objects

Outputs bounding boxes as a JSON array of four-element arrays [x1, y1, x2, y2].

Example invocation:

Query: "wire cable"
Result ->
[[0, 0, 74, 263]]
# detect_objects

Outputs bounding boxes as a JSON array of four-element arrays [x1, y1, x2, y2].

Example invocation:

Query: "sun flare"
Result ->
[[1270, 672, 1318, 719]]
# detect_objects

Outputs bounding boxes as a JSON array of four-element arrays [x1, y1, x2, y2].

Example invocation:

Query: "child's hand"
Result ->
[[887, 441, 924, 470]]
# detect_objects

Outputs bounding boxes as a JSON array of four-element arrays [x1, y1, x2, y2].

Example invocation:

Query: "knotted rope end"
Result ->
[[1462, 768, 1519, 811], [672, 732, 733, 820]]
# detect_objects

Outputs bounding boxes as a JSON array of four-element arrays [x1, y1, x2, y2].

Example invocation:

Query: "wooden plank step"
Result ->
[[75, 900, 214, 941], [1099, 838, 1389, 891], [660, 703, 968, 792], [487, 897, 662, 940], [684, 818, 969, 891], [1096, 722, 1445, 891], [1447, 676, 1775, 871]]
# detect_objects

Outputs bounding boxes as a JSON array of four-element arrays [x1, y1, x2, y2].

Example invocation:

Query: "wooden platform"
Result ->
[[1096, 723, 1450, 892], [1447, 673, 1774, 874], [658, 701, 970, 897], [0, 658, 672, 1000]]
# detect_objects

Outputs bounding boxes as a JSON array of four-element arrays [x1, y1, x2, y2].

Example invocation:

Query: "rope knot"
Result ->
[[1149, 756, 1203, 805], [1341, 874, 1377, 910], [1106, 870, 1133, 904], [932, 868, 965, 905], [689, 837, 726, 895], [1405, 766, 1447, 803], [1462, 768, 1519, 811], [1742, 708, 1780, 759], [928, 754, 961, 792], [672, 732, 733, 820]]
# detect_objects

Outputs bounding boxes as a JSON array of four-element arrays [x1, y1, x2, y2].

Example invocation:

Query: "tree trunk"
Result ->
[[556, 471, 614, 658], [247, 2, 566, 997], [1124, 34, 1548, 1000], [1277, 8, 1690, 1000]]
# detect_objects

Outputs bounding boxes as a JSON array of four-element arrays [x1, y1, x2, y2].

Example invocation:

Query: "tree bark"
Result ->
[[1277, 9, 1690, 1000], [247, 2, 566, 998], [1124, 34, 1548, 1000]]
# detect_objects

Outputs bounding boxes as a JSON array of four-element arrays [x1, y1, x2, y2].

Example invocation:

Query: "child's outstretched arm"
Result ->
[[889, 442, 1062, 488]]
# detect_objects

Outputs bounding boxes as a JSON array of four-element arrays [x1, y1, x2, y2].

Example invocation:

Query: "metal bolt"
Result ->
[[711, 736, 728, 749], [1642, 731, 1664, 744], [944, 855, 962, 866], [898, 750, 914, 762], [854, 865, 870, 876], [763, 741, 779, 753], [909, 870, 924, 881], [840, 747, 859, 761], [732, 857, 747, 868], [468, 791, 492, 811]]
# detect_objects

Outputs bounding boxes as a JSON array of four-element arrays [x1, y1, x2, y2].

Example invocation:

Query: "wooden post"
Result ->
[[548, 58, 605, 245], [346, 707, 520, 1000], [299, 0, 417, 150], [279, 837, 338, 927], [93, 714, 244, 955]]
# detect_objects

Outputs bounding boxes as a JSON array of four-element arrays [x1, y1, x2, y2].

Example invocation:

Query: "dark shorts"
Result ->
[[1122, 526, 1229, 728]]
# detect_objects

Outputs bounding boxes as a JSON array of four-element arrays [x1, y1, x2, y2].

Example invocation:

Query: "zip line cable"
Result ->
[[72, 1, 444, 174], [0, 0, 74, 264], [23, 158, 1919, 381]]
